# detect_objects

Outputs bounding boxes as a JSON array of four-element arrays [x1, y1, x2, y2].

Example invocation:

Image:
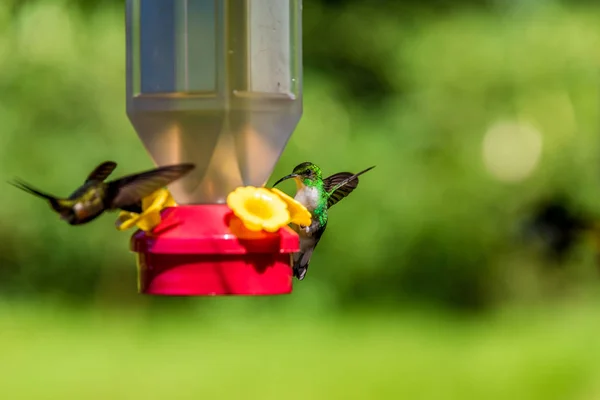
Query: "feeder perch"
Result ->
[[125, 0, 303, 295]]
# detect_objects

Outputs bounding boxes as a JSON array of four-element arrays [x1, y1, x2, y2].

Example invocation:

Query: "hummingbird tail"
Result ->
[[8, 178, 65, 211], [293, 265, 308, 280], [292, 248, 315, 281], [9, 178, 56, 200]]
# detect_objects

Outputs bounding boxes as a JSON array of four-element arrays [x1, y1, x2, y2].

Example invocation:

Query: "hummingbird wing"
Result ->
[[119, 202, 143, 214], [106, 163, 195, 209], [85, 161, 118, 183], [323, 166, 375, 209]]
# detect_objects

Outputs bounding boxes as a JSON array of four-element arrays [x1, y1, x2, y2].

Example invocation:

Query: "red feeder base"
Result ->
[[130, 204, 299, 296]]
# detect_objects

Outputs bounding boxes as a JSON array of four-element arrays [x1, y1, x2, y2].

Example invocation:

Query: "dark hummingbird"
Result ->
[[9, 161, 195, 225], [273, 162, 375, 280]]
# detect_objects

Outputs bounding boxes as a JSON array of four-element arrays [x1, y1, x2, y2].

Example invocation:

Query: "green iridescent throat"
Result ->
[[306, 177, 328, 227]]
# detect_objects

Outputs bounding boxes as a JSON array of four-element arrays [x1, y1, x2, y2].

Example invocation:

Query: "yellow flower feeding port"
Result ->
[[116, 189, 177, 232], [227, 187, 312, 232]]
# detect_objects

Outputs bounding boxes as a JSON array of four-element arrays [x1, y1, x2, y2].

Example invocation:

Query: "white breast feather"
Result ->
[[294, 186, 320, 212]]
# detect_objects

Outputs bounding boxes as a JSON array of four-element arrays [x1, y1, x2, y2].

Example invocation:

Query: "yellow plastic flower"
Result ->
[[227, 215, 274, 240], [115, 188, 177, 232], [227, 187, 290, 232], [226, 186, 312, 234], [270, 188, 312, 227]]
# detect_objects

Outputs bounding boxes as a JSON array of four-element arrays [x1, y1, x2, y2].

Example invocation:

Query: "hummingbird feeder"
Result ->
[[123, 0, 303, 295]]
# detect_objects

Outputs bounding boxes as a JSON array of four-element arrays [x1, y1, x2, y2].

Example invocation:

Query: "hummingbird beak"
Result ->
[[273, 174, 298, 187]]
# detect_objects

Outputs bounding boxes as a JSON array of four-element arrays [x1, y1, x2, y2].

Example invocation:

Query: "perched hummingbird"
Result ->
[[273, 162, 375, 280], [9, 161, 195, 225]]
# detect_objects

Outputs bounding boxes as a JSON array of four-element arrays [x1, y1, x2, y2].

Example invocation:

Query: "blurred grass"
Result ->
[[2, 299, 600, 399]]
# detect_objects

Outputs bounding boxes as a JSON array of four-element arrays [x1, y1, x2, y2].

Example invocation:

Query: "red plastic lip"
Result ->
[[131, 205, 299, 254], [130, 204, 299, 296]]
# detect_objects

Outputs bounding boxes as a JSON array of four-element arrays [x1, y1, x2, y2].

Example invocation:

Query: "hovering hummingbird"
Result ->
[[273, 162, 375, 280], [9, 161, 195, 225]]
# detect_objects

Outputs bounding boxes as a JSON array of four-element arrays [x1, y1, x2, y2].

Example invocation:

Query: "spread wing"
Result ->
[[119, 202, 143, 214], [107, 163, 195, 208], [86, 161, 117, 183], [323, 166, 375, 209]]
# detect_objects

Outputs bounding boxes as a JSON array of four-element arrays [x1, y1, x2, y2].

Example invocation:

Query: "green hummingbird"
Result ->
[[273, 162, 375, 280], [9, 161, 195, 225]]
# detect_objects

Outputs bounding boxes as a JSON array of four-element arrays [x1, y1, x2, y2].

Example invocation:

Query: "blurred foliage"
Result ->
[[1, 0, 600, 314]]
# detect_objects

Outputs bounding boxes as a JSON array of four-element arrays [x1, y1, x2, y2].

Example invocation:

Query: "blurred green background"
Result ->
[[3, 0, 600, 398]]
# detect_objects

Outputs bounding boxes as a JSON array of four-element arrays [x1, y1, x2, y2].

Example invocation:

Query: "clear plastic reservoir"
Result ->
[[125, 0, 303, 204]]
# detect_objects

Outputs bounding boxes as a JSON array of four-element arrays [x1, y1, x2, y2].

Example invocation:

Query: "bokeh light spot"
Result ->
[[482, 120, 543, 183]]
